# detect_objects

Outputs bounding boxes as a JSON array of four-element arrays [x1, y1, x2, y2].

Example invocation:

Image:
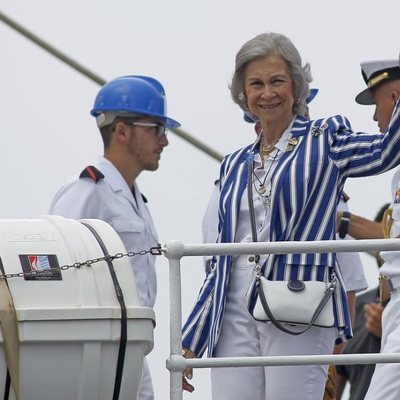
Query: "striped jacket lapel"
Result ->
[[219, 145, 254, 244]]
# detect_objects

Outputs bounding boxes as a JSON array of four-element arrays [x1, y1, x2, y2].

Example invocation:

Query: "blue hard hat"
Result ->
[[90, 75, 180, 129]]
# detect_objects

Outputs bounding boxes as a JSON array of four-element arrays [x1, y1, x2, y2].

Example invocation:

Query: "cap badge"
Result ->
[[368, 72, 389, 88]]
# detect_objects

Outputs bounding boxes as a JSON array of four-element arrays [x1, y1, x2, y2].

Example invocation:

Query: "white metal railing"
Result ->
[[163, 238, 400, 400]]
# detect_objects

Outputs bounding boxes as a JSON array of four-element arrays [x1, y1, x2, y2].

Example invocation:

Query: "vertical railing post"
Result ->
[[164, 240, 186, 400]]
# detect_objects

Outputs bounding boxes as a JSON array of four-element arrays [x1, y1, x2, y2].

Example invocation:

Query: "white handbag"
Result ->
[[252, 275, 335, 334]]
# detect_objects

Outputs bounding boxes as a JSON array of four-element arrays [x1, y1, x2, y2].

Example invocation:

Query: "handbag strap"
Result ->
[[247, 157, 336, 335], [247, 158, 260, 265]]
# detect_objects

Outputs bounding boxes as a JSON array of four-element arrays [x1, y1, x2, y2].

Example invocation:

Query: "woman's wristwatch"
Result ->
[[338, 211, 351, 239]]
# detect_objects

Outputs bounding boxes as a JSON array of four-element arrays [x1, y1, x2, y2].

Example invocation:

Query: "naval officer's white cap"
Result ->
[[355, 59, 400, 105]]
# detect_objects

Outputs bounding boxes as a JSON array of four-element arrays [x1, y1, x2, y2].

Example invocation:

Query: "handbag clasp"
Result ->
[[287, 279, 305, 292]]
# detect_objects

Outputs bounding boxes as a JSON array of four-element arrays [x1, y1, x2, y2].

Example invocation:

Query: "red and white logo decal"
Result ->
[[28, 255, 51, 271]]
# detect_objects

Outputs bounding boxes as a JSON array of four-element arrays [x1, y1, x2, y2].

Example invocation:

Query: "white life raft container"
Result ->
[[0, 215, 155, 400]]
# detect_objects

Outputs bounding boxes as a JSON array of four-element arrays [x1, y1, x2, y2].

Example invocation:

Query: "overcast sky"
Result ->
[[1, 1, 400, 398]]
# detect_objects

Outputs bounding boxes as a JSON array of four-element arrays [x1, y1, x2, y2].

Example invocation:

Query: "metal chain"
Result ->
[[0, 244, 163, 280]]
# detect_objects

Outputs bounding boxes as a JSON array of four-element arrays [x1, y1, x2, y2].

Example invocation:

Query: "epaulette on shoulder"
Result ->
[[79, 166, 104, 183]]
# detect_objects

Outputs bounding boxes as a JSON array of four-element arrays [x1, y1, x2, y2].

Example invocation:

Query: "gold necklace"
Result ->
[[259, 134, 281, 160], [260, 142, 277, 159]]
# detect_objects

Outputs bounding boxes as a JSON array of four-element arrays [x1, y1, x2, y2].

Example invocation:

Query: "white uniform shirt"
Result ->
[[336, 199, 368, 292], [49, 156, 158, 308], [380, 167, 400, 279]]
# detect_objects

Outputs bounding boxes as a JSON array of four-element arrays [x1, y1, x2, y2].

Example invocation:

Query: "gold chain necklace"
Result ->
[[259, 136, 281, 160], [260, 142, 277, 159]]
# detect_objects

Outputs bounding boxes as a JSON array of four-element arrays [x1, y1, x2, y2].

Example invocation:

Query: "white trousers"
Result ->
[[364, 288, 400, 400], [137, 358, 154, 400], [211, 264, 337, 400]]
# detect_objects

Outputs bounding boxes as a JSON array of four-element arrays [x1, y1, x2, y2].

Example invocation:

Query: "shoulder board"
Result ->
[[79, 166, 104, 183]]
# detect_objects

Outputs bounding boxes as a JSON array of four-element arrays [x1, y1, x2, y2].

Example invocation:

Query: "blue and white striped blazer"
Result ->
[[183, 108, 400, 358]]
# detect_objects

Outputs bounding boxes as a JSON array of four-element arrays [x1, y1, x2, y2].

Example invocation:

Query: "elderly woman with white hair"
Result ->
[[181, 32, 400, 400]]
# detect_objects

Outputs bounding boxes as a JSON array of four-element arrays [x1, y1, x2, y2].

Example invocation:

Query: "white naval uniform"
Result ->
[[49, 156, 157, 400], [336, 199, 368, 294], [364, 167, 400, 400]]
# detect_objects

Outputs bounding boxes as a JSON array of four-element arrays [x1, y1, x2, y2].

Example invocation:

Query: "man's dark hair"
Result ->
[[99, 117, 138, 149]]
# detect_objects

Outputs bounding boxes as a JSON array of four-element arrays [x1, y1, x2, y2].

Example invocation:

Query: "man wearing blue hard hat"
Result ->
[[353, 59, 400, 400], [49, 75, 180, 400]]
